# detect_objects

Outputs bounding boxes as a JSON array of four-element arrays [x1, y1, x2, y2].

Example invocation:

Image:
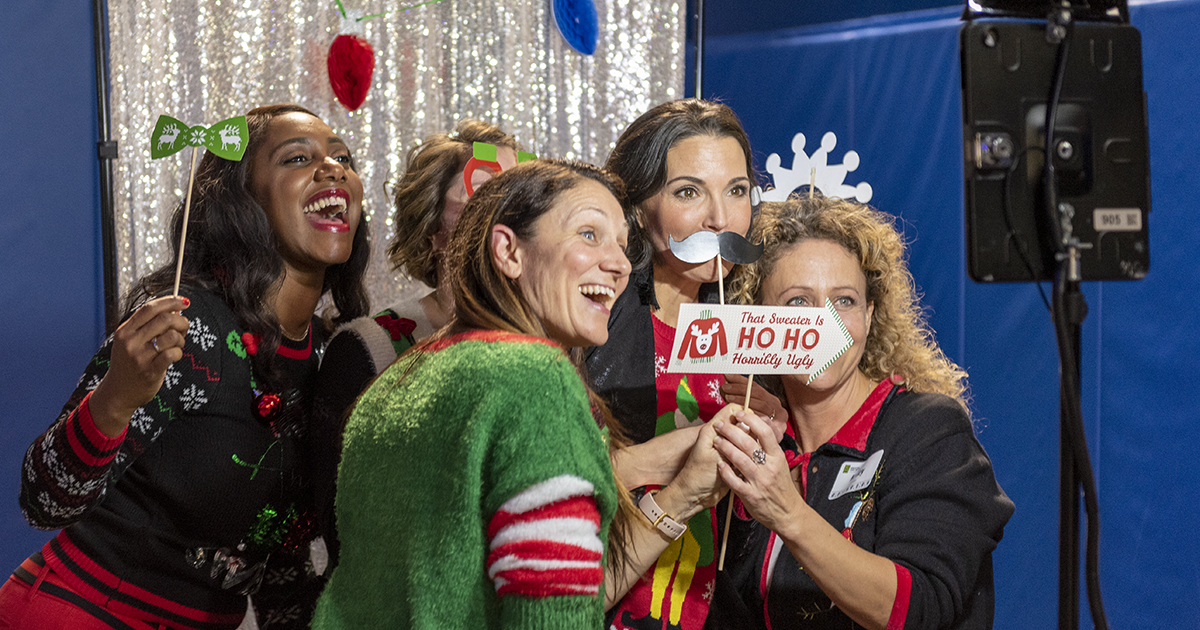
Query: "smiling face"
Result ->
[[434, 146, 519, 253], [506, 178, 631, 348], [250, 112, 363, 274], [760, 239, 874, 393], [641, 134, 753, 284]]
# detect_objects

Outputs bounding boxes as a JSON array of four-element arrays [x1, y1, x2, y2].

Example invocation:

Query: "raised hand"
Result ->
[[88, 296, 190, 437], [712, 408, 802, 533], [721, 374, 789, 441]]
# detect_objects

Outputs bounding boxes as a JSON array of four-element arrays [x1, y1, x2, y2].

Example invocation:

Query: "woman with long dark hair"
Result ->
[[1, 104, 369, 630], [589, 99, 786, 630]]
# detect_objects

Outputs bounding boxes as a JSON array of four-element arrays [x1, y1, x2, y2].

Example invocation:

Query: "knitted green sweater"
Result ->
[[312, 330, 617, 629]]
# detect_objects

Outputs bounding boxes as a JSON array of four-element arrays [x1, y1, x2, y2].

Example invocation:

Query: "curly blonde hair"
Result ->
[[728, 195, 969, 408]]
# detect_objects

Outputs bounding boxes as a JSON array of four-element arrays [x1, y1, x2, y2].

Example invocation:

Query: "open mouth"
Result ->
[[579, 284, 616, 309], [303, 190, 350, 233]]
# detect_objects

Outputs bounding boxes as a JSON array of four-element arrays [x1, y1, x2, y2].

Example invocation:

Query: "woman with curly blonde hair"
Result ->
[[714, 195, 1013, 630], [728, 194, 968, 405]]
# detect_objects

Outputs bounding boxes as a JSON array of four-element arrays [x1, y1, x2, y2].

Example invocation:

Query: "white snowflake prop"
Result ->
[[763, 131, 873, 203]]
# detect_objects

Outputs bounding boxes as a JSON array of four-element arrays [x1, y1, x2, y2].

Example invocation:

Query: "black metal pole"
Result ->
[[93, 0, 119, 333], [694, 0, 704, 98], [1058, 313, 1081, 630]]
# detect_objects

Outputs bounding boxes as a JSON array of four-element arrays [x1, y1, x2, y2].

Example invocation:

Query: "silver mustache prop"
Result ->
[[668, 230, 764, 265]]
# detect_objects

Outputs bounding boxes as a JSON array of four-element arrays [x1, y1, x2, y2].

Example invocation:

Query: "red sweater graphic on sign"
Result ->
[[676, 317, 727, 360]]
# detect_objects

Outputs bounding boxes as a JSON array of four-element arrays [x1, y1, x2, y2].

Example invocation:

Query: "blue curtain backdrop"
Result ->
[[0, 2, 106, 576], [703, 3, 1200, 628]]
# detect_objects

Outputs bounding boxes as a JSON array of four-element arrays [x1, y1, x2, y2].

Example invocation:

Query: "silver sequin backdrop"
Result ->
[[107, 0, 684, 312]]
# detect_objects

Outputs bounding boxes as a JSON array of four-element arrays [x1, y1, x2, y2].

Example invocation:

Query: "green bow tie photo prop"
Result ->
[[151, 115, 249, 161]]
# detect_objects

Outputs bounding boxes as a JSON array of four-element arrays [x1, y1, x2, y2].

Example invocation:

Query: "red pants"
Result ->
[[0, 555, 168, 630]]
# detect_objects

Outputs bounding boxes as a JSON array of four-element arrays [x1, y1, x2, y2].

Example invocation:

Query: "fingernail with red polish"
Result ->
[[181, 297, 190, 307]]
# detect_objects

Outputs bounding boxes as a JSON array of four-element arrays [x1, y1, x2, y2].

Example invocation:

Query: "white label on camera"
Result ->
[[1093, 208, 1142, 232]]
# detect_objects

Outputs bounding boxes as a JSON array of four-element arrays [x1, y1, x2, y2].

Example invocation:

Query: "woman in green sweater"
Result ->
[[313, 159, 728, 628]]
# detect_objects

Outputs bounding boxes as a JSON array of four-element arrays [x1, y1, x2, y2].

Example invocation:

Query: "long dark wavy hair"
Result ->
[[127, 104, 371, 390], [605, 98, 755, 271]]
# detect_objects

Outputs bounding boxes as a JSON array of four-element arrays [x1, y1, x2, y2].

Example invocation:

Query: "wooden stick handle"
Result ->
[[718, 375, 756, 571], [172, 147, 201, 297], [716, 254, 725, 305], [718, 493, 735, 570]]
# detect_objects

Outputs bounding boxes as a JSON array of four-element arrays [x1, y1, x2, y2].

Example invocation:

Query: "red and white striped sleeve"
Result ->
[[485, 474, 605, 598]]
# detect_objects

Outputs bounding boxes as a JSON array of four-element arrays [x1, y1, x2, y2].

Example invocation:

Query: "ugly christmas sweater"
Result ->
[[312, 330, 617, 629], [587, 269, 730, 630], [309, 308, 418, 569], [18, 288, 324, 630]]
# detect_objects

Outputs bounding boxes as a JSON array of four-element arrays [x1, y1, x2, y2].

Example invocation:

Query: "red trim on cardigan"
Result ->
[[68, 392, 125, 466], [760, 533, 778, 630], [825, 377, 902, 452], [886, 563, 913, 630]]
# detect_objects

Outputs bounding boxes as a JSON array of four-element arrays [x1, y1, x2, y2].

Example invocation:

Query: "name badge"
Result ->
[[828, 450, 884, 500]]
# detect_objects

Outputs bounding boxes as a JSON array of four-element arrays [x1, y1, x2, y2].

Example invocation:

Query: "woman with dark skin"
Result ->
[[1, 104, 370, 630]]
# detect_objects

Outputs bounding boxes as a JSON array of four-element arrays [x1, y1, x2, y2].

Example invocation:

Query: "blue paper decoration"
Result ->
[[552, 0, 598, 56]]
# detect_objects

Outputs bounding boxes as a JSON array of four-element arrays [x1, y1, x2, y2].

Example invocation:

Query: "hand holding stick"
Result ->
[[718, 376, 755, 570]]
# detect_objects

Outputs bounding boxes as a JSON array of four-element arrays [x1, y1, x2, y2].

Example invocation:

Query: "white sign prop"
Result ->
[[668, 300, 853, 384]]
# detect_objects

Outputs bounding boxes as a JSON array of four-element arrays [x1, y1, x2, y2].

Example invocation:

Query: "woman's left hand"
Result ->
[[721, 374, 788, 442], [712, 409, 803, 534]]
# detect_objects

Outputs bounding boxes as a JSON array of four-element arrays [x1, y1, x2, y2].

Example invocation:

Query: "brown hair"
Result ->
[[387, 120, 520, 287], [441, 158, 640, 571], [605, 99, 755, 270], [728, 194, 970, 408]]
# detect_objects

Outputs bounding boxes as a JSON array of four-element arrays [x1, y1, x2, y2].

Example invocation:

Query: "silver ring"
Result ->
[[151, 337, 161, 352], [751, 449, 767, 465]]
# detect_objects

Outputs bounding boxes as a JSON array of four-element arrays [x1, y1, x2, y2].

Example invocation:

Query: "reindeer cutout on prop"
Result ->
[[150, 114, 249, 296], [218, 124, 243, 153], [676, 317, 728, 361], [157, 123, 181, 151]]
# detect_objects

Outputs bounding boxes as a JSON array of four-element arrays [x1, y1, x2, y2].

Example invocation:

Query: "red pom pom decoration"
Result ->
[[374, 313, 418, 341], [241, 332, 259, 356], [328, 34, 375, 111]]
